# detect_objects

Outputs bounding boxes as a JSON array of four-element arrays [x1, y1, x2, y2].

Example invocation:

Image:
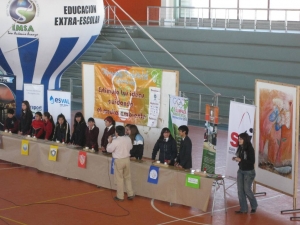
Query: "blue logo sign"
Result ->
[[49, 96, 54, 104], [9, 0, 37, 24], [54, 98, 70, 105], [110, 158, 115, 174], [147, 165, 159, 184]]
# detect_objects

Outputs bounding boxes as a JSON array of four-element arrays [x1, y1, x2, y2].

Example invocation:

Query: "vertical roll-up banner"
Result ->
[[225, 101, 256, 180], [24, 84, 44, 117], [201, 104, 219, 174], [168, 95, 189, 151], [47, 90, 71, 126]]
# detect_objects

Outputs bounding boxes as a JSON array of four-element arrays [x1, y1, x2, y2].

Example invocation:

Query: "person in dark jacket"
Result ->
[[31, 112, 44, 139], [129, 125, 144, 160], [43, 112, 54, 140], [152, 127, 177, 165], [100, 116, 115, 153], [233, 132, 258, 214], [70, 112, 86, 146], [3, 108, 19, 133], [85, 117, 99, 151], [18, 100, 32, 135], [52, 114, 70, 143], [175, 125, 192, 169]]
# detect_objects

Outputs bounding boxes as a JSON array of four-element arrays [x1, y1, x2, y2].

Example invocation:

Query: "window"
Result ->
[[239, 0, 268, 20], [211, 0, 237, 19], [270, 0, 300, 21], [180, 0, 209, 18]]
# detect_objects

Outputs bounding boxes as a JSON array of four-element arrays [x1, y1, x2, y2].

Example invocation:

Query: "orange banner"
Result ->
[[205, 104, 219, 124], [93, 64, 162, 126]]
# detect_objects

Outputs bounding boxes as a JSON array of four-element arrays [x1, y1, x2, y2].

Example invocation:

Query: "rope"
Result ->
[[111, 0, 219, 96], [102, 36, 140, 67], [106, 2, 153, 68]]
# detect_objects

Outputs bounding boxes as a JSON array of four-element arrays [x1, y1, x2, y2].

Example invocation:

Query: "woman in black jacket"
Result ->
[[19, 100, 32, 135], [152, 128, 177, 165], [70, 112, 86, 146], [52, 114, 70, 143], [233, 132, 258, 214]]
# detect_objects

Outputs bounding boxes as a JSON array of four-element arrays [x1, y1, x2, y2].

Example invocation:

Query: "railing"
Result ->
[[180, 91, 254, 124], [104, 6, 116, 25], [61, 78, 82, 101], [147, 6, 300, 32]]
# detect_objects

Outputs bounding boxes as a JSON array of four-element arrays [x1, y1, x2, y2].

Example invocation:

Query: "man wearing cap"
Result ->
[[107, 125, 135, 201]]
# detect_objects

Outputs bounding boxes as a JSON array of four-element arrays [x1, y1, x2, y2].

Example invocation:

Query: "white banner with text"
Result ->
[[225, 101, 256, 180]]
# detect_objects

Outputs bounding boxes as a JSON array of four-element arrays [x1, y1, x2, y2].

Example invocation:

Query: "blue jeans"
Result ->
[[237, 169, 258, 212]]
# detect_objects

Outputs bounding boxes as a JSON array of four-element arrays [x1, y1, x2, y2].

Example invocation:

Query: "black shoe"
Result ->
[[127, 195, 135, 200], [251, 209, 256, 214], [235, 211, 247, 214], [113, 196, 124, 201]]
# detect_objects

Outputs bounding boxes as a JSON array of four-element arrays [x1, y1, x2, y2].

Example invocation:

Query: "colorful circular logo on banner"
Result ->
[[22, 144, 28, 151], [50, 149, 56, 156], [149, 169, 157, 179], [9, 0, 37, 24]]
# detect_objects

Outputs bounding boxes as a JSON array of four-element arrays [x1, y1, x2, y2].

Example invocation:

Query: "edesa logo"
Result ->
[[9, 0, 37, 24]]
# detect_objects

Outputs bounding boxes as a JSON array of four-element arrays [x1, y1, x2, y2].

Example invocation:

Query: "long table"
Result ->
[[0, 133, 214, 212]]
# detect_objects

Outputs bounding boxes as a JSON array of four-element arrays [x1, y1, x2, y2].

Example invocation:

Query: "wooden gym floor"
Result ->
[[0, 126, 298, 225]]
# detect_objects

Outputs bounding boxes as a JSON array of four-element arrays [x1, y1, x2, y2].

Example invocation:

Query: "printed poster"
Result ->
[[168, 95, 189, 152], [94, 64, 162, 126]]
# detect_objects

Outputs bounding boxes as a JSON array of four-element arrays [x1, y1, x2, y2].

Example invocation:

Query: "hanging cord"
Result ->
[[105, 1, 152, 68], [3, 38, 39, 54], [111, 0, 220, 97], [102, 36, 140, 67]]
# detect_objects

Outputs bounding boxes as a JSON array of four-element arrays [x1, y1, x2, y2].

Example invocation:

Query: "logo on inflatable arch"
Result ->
[[9, 0, 37, 24]]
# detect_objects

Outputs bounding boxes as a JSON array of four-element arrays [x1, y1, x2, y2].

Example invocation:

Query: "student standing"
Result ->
[[52, 114, 70, 143], [19, 100, 32, 135], [233, 132, 258, 214], [85, 117, 99, 151], [129, 125, 144, 160], [4, 108, 19, 133], [100, 116, 115, 153], [107, 126, 134, 201], [152, 128, 177, 165], [43, 112, 54, 140], [70, 112, 86, 146], [125, 124, 131, 136], [175, 125, 192, 169], [31, 112, 44, 139]]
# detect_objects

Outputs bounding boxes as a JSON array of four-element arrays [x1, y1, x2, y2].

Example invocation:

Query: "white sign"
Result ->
[[147, 87, 161, 127], [225, 101, 256, 180], [47, 90, 71, 126], [169, 95, 188, 126], [187, 177, 199, 185], [24, 83, 44, 116]]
